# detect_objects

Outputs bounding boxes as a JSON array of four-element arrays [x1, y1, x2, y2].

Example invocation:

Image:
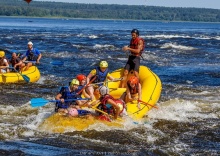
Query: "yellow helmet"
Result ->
[[0, 51, 5, 57], [99, 61, 108, 68], [70, 79, 79, 86]]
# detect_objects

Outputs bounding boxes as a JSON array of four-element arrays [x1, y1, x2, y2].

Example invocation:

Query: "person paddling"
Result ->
[[86, 61, 115, 100], [89, 86, 125, 120], [21, 41, 42, 71], [9, 52, 23, 71], [120, 76, 142, 109], [76, 74, 90, 99]]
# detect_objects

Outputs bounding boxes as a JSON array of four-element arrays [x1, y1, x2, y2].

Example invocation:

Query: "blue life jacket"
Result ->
[[75, 85, 84, 97], [26, 48, 40, 61], [77, 110, 91, 116], [93, 67, 109, 85], [56, 86, 78, 109]]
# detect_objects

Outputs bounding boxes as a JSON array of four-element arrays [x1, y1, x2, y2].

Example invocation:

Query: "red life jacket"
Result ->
[[129, 37, 145, 56], [99, 94, 125, 114]]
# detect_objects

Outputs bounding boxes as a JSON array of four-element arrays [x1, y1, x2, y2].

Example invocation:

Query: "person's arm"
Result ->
[[86, 69, 96, 84], [126, 86, 132, 102], [107, 73, 114, 81], [137, 83, 142, 109], [36, 53, 42, 63], [122, 39, 143, 55], [55, 93, 65, 103], [107, 99, 120, 119], [86, 73, 93, 85], [22, 56, 27, 62], [22, 51, 28, 62], [82, 89, 90, 98], [88, 99, 100, 108], [14, 60, 22, 69]]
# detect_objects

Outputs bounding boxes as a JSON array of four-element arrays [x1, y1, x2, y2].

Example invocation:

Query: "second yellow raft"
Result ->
[[0, 66, 40, 83]]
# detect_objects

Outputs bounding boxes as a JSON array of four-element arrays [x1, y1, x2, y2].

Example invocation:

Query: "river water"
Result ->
[[0, 17, 219, 155]]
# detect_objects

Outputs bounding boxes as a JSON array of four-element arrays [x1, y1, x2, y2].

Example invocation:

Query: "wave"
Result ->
[[148, 98, 218, 122], [160, 43, 197, 50], [145, 34, 192, 39], [144, 34, 220, 41]]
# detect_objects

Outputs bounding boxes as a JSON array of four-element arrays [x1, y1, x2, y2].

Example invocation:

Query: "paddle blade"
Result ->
[[30, 98, 49, 107], [22, 74, 30, 83], [50, 61, 64, 65]]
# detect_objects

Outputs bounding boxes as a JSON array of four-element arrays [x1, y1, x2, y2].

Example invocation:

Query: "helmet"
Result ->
[[70, 79, 79, 86], [99, 61, 108, 68], [129, 76, 138, 85], [131, 29, 139, 36], [0, 51, 5, 57], [76, 74, 86, 82], [27, 41, 33, 45], [98, 85, 109, 96], [68, 108, 78, 117]]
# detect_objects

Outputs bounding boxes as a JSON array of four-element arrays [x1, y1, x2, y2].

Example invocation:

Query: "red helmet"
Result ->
[[129, 76, 138, 85], [76, 74, 86, 82]]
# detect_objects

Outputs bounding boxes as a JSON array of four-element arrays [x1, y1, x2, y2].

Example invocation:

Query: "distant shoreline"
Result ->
[[1, 16, 220, 24]]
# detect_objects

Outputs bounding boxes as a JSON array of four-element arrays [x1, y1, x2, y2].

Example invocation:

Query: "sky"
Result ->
[[34, 0, 220, 9]]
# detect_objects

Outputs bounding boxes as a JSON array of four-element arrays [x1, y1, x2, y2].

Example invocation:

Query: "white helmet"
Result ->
[[27, 41, 33, 45], [98, 86, 109, 96]]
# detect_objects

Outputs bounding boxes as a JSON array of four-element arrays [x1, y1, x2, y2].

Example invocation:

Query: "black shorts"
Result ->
[[124, 55, 140, 72]]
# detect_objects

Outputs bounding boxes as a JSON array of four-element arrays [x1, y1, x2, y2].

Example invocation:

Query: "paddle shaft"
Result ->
[[92, 78, 123, 85], [77, 75, 97, 95], [24, 61, 64, 65], [92, 107, 122, 121], [138, 99, 158, 109]]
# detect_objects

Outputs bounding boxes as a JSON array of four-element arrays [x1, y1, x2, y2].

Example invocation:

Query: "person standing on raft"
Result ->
[[121, 29, 145, 88]]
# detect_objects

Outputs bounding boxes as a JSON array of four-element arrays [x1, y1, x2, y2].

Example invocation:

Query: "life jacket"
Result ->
[[98, 94, 125, 115], [27, 48, 39, 61], [75, 85, 84, 97], [92, 67, 109, 84], [129, 37, 145, 56], [10, 57, 20, 67], [127, 82, 139, 95], [77, 110, 91, 116], [56, 86, 78, 109]]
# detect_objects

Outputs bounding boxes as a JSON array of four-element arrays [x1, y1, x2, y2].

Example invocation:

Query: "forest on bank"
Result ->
[[0, 0, 220, 22]]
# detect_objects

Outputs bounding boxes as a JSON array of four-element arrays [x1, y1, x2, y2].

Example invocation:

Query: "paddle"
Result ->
[[138, 99, 158, 109], [92, 106, 122, 121], [8, 67, 30, 83], [30, 97, 91, 107], [76, 75, 97, 95], [92, 77, 123, 85], [24, 60, 64, 66]]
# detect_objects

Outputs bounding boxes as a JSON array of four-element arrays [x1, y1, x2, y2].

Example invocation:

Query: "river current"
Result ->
[[0, 17, 219, 155]]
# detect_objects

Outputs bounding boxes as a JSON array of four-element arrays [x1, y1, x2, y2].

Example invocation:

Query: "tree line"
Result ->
[[0, 0, 219, 22]]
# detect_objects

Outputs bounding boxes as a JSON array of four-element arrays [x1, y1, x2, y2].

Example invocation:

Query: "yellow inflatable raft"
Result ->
[[39, 65, 161, 132], [0, 66, 40, 83], [107, 65, 162, 120]]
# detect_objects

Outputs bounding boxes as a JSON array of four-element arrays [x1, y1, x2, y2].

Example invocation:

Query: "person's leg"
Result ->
[[86, 86, 95, 100], [121, 69, 129, 88], [133, 56, 140, 79], [24, 62, 33, 71], [20, 63, 26, 71], [120, 92, 126, 101]]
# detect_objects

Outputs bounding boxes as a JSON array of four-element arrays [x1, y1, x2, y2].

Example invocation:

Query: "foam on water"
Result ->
[[148, 98, 218, 122], [160, 43, 197, 50]]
